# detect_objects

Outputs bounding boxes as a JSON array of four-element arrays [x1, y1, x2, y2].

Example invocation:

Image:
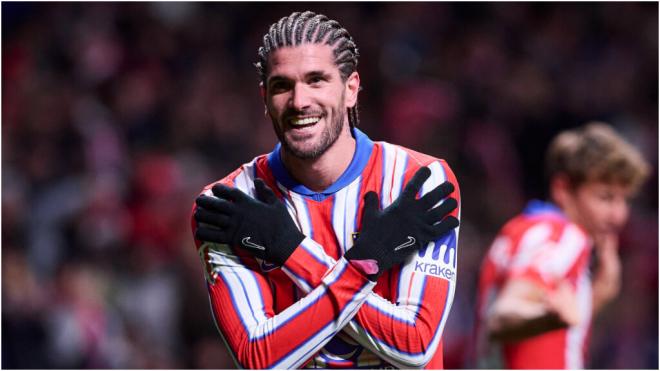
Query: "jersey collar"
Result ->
[[523, 199, 566, 219], [267, 127, 374, 200]]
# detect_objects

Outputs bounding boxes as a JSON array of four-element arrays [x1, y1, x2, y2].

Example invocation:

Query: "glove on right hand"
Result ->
[[345, 166, 459, 281]]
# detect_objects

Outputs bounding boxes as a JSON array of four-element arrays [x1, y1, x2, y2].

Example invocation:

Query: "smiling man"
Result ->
[[190, 11, 461, 369], [474, 122, 649, 369]]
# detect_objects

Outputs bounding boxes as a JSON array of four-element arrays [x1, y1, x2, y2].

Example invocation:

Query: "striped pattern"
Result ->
[[192, 141, 461, 369], [475, 208, 592, 369]]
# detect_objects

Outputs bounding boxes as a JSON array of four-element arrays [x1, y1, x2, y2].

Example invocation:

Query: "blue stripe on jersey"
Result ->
[[300, 239, 332, 268], [425, 276, 454, 352], [364, 299, 416, 326], [266, 128, 374, 201], [351, 319, 427, 358], [364, 301, 446, 361], [296, 281, 372, 368], [397, 155, 409, 195], [282, 265, 312, 293], [286, 329, 338, 369], [413, 275, 428, 318], [301, 198, 314, 240], [218, 253, 336, 342], [275, 268, 371, 368], [352, 180, 361, 242], [330, 195, 344, 256], [370, 276, 453, 362], [431, 242, 442, 260], [218, 273, 252, 335], [261, 286, 329, 342], [223, 256, 269, 328], [260, 260, 351, 344]]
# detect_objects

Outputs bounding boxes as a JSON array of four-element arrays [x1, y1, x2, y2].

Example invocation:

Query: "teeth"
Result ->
[[291, 117, 321, 126]]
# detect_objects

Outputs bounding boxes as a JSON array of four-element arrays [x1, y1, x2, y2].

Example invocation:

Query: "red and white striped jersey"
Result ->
[[190, 128, 461, 369], [474, 201, 592, 369]]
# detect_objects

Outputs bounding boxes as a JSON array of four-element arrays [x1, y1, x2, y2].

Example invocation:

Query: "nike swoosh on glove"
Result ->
[[194, 179, 304, 266], [344, 166, 459, 281]]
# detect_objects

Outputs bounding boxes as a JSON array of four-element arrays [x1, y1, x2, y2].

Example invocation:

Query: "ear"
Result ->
[[259, 82, 269, 117], [550, 174, 573, 209], [344, 71, 360, 108], [259, 82, 266, 103]]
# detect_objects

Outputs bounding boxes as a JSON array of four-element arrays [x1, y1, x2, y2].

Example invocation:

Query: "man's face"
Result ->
[[263, 44, 355, 160], [568, 181, 631, 237]]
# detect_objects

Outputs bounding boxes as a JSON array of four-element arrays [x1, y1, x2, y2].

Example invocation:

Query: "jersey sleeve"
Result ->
[[280, 160, 460, 368], [191, 173, 376, 369]]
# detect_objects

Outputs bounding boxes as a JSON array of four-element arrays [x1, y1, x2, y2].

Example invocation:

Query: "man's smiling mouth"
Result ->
[[289, 116, 321, 127]]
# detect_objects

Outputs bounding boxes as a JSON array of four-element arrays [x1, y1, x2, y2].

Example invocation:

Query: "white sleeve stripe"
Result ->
[[214, 249, 344, 341], [391, 147, 409, 202], [290, 192, 314, 239], [300, 238, 334, 267], [277, 283, 373, 369], [332, 176, 360, 257], [206, 293, 242, 367], [233, 159, 258, 196], [566, 270, 591, 368], [207, 246, 267, 325], [379, 143, 409, 208], [281, 266, 313, 293], [351, 271, 455, 367], [283, 243, 417, 325], [332, 188, 347, 255], [253, 258, 354, 341], [344, 177, 361, 254], [251, 282, 328, 340], [380, 142, 395, 209], [425, 268, 456, 361], [214, 253, 267, 330], [364, 295, 416, 324], [272, 262, 375, 368], [397, 160, 446, 312], [216, 272, 253, 335]]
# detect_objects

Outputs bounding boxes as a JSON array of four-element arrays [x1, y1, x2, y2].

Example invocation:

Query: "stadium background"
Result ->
[[2, 2, 657, 368]]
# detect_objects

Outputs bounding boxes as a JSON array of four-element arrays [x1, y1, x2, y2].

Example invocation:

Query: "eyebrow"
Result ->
[[267, 70, 333, 85], [306, 70, 333, 80], [267, 75, 288, 86]]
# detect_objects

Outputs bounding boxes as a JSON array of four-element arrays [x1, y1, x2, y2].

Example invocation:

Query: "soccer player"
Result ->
[[190, 11, 462, 369], [474, 122, 649, 369]]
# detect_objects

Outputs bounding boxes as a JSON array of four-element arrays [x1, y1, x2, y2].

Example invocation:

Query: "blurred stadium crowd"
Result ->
[[2, 2, 657, 369]]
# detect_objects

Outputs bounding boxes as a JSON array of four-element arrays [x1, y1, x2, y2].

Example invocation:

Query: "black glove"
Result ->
[[194, 179, 304, 266], [345, 166, 459, 281]]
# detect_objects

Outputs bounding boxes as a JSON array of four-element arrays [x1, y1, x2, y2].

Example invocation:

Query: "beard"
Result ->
[[271, 106, 346, 161]]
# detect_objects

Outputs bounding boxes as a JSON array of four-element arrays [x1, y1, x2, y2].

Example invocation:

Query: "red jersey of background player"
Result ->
[[475, 200, 592, 368]]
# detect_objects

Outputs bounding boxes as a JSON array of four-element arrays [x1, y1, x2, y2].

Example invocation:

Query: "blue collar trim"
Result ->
[[267, 128, 374, 200], [523, 199, 565, 218]]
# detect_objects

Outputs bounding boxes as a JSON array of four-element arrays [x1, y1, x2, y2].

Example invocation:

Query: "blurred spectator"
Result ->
[[2, 2, 657, 368]]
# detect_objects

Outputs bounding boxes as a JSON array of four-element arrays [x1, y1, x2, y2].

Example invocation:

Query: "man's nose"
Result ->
[[290, 83, 312, 111]]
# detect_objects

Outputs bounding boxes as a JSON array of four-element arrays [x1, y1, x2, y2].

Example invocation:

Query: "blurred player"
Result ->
[[474, 122, 649, 368], [190, 11, 461, 369]]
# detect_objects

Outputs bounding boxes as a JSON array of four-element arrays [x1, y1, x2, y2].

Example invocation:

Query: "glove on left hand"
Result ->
[[194, 179, 304, 266]]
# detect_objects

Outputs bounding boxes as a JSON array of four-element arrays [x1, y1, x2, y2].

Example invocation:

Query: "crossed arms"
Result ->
[[192, 163, 461, 369]]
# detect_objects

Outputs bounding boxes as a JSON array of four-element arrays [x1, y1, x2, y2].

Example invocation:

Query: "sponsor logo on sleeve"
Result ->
[[413, 232, 457, 281]]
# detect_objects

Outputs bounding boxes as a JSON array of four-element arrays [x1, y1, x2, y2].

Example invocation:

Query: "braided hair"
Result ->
[[255, 11, 361, 127]]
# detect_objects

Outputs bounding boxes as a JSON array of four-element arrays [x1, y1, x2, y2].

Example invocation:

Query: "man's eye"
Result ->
[[309, 76, 324, 84], [270, 82, 289, 92]]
